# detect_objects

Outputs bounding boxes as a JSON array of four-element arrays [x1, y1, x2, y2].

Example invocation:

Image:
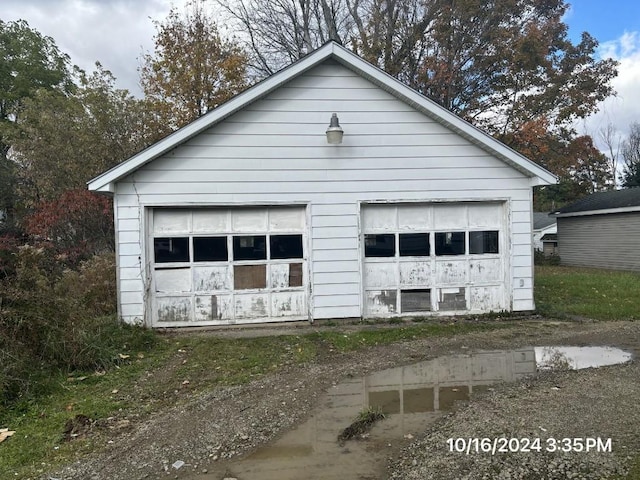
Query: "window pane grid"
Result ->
[[435, 232, 465, 256], [364, 234, 395, 257], [193, 236, 228, 262], [469, 230, 499, 254], [363, 231, 500, 257], [399, 233, 430, 256], [154, 237, 190, 263]]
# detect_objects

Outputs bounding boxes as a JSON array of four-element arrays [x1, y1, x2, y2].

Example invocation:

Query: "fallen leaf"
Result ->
[[118, 354, 130, 360], [0, 429, 16, 443]]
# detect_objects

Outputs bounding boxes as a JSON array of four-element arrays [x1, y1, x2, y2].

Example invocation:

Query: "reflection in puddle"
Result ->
[[535, 346, 633, 370], [196, 346, 631, 480]]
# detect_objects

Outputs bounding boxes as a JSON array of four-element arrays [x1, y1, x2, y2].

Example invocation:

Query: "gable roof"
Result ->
[[533, 212, 556, 230], [88, 41, 556, 193], [553, 188, 640, 217]]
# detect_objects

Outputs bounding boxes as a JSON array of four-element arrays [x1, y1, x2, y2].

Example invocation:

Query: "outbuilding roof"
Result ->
[[533, 212, 556, 230], [88, 41, 556, 193], [553, 188, 640, 217]]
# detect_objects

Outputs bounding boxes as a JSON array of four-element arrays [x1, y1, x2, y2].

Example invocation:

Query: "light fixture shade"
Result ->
[[326, 113, 344, 144]]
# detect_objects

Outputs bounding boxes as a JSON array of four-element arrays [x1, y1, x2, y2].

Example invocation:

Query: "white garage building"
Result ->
[[88, 42, 555, 327]]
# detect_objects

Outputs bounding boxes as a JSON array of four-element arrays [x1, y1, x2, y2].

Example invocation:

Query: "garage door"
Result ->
[[150, 206, 308, 326], [362, 203, 506, 316]]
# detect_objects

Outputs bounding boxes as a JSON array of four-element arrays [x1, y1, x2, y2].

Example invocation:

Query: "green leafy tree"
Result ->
[[622, 162, 640, 188], [0, 19, 74, 227], [11, 65, 150, 208], [140, 0, 248, 137]]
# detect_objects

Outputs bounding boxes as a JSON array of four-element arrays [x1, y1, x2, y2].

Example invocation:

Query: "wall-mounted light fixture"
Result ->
[[326, 113, 344, 144]]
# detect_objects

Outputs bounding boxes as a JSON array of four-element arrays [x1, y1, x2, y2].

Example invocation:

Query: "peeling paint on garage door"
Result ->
[[361, 202, 507, 316], [150, 206, 308, 326]]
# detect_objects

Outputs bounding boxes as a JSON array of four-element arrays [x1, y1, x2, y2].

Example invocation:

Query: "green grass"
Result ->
[[625, 455, 640, 480], [338, 406, 386, 442], [623, 455, 640, 480], [3, 265, 639, 478], [0, 336, 170, 478], [535, 265, 640, 320], [0, 320, 509, 478], [0, 332, 321, 478], [310, 320, 511, 352]]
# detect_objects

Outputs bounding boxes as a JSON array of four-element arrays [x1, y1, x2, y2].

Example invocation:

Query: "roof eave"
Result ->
[[554, 205, 640, 217]]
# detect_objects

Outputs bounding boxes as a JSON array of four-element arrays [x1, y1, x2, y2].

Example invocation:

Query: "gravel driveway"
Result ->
[[48, 320, 640, 480], [390, 361, 639, 479]]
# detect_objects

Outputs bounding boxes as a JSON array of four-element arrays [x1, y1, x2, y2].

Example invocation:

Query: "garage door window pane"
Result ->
[[233, 235, 267, 260], [270, 235, 303, 259], [439, 287, 466, 310], [401, 289, 431, 312], [234, 264, 267, 289], [365, 234, 395, 257], [469, 231, 499, 254], [194, 236, 228, 262], [289, 263, 303, 287], [399, 233, 430, 256], [435, 232, 465, 256], [154, 237, 190, 263]]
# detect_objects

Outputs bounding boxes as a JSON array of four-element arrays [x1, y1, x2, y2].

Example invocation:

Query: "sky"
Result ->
[[3, 0, 640, 152]]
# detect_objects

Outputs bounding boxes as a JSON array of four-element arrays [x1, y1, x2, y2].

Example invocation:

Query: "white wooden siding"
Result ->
[[113, 62, 535, 324]]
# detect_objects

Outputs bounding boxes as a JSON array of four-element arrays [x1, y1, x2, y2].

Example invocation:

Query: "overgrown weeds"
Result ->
[[0, 246, 153, 405], [534, 249, 561, 266]]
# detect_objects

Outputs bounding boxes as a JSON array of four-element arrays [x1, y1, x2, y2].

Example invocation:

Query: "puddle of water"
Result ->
[[195, 345, 631, 480], [535, 346, 633, 370]]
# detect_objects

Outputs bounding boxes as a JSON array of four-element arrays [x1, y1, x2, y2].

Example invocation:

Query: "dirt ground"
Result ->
[[49, 319, 640, 480]]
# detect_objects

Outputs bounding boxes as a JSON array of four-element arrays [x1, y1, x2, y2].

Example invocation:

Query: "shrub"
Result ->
[[0, 247, 153, 405], [57, 253, 117, 316], [534, 249, 561, 266], [0, 233, 22, 278], [23, 189, 114, 266]]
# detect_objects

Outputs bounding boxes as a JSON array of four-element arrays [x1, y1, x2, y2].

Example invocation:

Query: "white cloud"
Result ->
[[580, 31, 640, 144], [7, 1, 640, 148], [3, 0, 186, 95]]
